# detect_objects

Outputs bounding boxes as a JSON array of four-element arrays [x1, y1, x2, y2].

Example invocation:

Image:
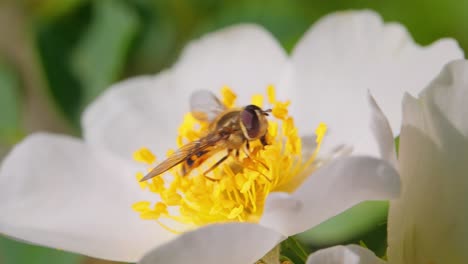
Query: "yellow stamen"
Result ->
[[135, 172, 148, 190], [221, 85, 237, 108], [251, 94, 264, 108], [316, 122, 327, 145], [267, 84, 276, 104], [132, 201, 151, 212], [132, 86, 327, 232], [133, 148, 156, 164], [272, 100, 290, 120]]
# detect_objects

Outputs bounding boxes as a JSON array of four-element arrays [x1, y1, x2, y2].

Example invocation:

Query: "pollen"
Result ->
[[132, 86, 327, 231]]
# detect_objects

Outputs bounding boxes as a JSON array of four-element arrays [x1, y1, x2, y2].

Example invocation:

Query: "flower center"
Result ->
[[132, 86, 326, 232]]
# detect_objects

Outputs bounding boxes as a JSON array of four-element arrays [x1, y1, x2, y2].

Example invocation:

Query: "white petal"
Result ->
[[172, 24, 290, 105], [420, 59, 468, 138], [290, 10, 463, 157], [82, 71, 185, 160], [261, 156, 400, 236], [368, 92, 397, 167], [306, 245, 385, 264], [139, 223, 283, 264], [0, 134, 175, 262], [388, 60, 468, 263]]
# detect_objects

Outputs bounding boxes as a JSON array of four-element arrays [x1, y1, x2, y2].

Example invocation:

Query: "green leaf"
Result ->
[[0, 60, 22, 144], [357, 222, 388, 258], [296, 201, 388, 247], [280, 236, 310, 264], [71, 0, 140, 107], [35, 3, 92, 124], [27, 0, 87, 20], [0, 236, 83, 264], [125, 1, 178, 75], [194, 0, 312, 52]]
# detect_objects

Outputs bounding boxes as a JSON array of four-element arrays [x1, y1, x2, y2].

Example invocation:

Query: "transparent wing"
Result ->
[[190, 90, 226, 122], [140, 131, 226, 181]]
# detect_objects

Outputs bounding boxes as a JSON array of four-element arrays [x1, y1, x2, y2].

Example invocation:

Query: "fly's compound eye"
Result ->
[[240, 105, 262, 139]]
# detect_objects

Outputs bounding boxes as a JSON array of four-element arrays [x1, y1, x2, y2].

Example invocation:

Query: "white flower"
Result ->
[[298, 60, 468, 264], [305, 245, 385, 264], [0, 10, 461, 263], [387, 60, 468, 263]]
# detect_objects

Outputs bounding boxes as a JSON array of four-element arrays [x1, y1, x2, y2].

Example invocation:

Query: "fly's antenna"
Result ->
[[262, 109, 272, 116]]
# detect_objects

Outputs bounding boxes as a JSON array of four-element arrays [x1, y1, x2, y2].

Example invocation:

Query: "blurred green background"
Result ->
[[0, 0, 466, 263]]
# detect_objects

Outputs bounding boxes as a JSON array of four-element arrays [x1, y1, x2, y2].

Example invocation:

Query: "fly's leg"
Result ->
[[243, 144, 269, 171], [202, 150, 231, 181], [260, 135, 268, 146], [230, 148, 245, 166], [242, 144, 272, 182]]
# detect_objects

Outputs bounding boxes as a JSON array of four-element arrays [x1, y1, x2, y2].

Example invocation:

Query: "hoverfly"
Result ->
[[140, 90, 271, 182]]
